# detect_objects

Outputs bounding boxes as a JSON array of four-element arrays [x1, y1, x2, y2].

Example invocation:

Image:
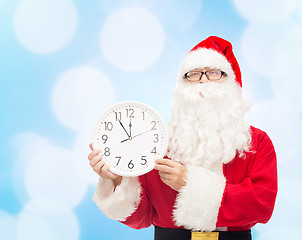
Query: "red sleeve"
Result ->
[[216, 132, 278, 229], [120, 175, 154, 229]]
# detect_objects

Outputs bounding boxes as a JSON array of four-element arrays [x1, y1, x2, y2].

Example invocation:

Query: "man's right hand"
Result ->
[[88, 143, 122, 187]]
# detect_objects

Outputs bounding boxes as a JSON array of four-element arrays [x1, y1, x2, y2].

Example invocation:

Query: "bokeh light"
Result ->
[[273, 25, 302, 112], [14, 0, 77, 54], [241, 19, 294, 76], [153, 0, 202, 32], [100, 7, 165, 71], [51, 66, 116, 131], [24, 145, 88, 211], [73, 127, 99, 186], [12, 133, 50, 205], [0, 211, 17, 239], [233, 0, 299, 22], [17, 212, 57, 240], [17, 207, 80, 240]]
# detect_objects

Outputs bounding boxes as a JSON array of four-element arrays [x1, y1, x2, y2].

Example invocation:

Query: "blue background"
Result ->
[[1, 0, 302, 239]]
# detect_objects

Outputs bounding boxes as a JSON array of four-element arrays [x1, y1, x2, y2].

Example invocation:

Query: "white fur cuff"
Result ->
[[92, 177, 142, 221], [173, 165, 226, 231]]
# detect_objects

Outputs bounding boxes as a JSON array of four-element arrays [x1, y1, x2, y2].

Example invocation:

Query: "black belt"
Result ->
[[154, 226, 251, 240]]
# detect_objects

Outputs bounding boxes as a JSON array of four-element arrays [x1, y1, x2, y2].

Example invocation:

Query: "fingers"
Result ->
[[90, 156, 112, 178], [92, 160, 112, 179], [99, 164, 119, 180], [90, 153, 103, 168], [88, 148, 101, 161], [158, 171, 171, 180], [158, 174, 172, 186], [100, 164, 114, 178], [155, 158, 187, 191], [154, 163, 172, 173], [155, 158, 177, 168], [87, 145, 121, 182], [88, 148, 104, 175], [93, 159, 106, 175], [155, 158, 183, 174]]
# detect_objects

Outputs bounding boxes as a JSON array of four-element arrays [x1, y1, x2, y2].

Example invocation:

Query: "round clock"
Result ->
[[92, 101, 168, 177]]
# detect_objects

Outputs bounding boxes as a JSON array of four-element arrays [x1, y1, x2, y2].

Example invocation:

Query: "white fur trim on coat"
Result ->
[[92, 176, 141, 221], [178, 48, 235, 83], [173, 165, 226, 231]]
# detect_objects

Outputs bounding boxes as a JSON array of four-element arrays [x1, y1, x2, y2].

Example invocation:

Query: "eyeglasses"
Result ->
[[184, 69, 226, 82]]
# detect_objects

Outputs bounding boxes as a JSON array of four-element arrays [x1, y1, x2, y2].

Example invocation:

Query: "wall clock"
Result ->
[[92, 101, 168, 177]]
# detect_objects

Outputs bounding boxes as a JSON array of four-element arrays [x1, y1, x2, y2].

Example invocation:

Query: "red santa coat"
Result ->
[[93, 126, 277, 232]]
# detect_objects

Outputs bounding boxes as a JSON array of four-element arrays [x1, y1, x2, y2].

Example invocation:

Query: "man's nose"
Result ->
[[199, 74, 210, 83]]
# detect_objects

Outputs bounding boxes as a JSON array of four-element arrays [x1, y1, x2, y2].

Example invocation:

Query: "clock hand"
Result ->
[[121, 138, 130, 143], [118, 119, 130, 138], [129, 118, 132, 137], [132, 129, 152, 139], [121, 129, 152, 143]]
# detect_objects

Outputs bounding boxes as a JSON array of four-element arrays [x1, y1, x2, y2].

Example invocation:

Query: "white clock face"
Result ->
[[92, 101, 168, 177]]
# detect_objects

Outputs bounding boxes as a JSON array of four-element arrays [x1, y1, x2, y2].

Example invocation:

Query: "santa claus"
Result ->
[[88, 36, 278, 240]]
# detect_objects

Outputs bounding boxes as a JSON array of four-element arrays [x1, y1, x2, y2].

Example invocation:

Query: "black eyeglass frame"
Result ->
[[184, 70, 226, 82]]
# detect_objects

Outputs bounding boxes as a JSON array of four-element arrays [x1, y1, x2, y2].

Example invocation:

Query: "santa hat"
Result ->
[[178, 36, 242, 87]]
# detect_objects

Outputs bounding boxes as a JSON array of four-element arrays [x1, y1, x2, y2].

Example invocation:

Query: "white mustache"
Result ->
[[177, 81, 233, 103]]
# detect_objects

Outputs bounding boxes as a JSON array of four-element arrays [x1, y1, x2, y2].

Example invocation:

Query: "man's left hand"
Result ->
[[154, 158, 187, 191]]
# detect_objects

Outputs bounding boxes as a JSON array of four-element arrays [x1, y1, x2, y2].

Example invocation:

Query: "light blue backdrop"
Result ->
[[1, 0, 302, 239]]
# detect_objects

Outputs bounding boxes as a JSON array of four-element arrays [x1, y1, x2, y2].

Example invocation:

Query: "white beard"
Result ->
[[167, 79, 252, 170]]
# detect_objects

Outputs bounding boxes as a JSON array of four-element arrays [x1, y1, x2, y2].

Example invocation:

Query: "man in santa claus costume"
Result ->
[[88, 36, 278, 240]]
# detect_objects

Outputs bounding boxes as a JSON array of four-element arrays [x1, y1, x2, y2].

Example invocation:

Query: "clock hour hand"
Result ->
[[121, 138, 130, 143], [118, 119, 130, 138], [129, 118, 132, 137]]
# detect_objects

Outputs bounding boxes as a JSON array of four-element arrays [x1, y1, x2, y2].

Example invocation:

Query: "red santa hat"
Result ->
[[178, 36, 242, 87]]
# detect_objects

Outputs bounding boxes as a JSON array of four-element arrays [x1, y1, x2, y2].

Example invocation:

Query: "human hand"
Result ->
[[88, 143, 122, 187], [154, 158, 187, 191]]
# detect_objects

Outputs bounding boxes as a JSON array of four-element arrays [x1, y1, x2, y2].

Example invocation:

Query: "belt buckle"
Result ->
[[191, 231, 219, 240]]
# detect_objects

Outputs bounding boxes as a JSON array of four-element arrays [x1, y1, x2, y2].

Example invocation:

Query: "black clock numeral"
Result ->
[[151, 121, 157, 130], [126, 108, 134, 118], [128, 160, 134, 169], [153, 134, 159, 143], [151, 147, 157, 154], [141, 156, 147, 165], [104, 147, 110, 156], [104, 122, 113, 131], [114, 111, 122, 121], [115, 156, 121, 166], [102, 135, 108, 144], [142, 111, 145, 121]]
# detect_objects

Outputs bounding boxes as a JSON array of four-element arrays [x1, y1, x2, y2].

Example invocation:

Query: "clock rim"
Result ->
[[91, 100, 169, 177]]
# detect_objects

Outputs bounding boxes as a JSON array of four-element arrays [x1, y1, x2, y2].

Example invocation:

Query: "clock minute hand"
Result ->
[[118, 119, 130, 138], [121, 129, 152, 143], [131, 129, 152, 139]]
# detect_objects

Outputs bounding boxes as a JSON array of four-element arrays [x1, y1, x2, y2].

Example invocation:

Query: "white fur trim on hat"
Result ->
[[178, 48, 235, 83], [92, 176, 141, 221], [173, 165, 226, 231]]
